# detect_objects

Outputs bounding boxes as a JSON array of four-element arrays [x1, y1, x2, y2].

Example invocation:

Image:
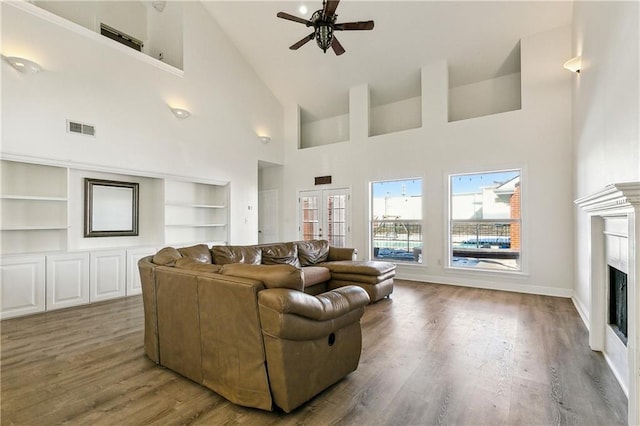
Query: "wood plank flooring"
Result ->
[[1, 280, 628, 425]]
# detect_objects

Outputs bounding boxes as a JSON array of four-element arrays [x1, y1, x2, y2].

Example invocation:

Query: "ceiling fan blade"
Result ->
[[334, 20, 375, 31], [277, 12, 312, 26], [323, 0, 340, 17], [331, 36, 345, 56], [290, 33, 315, 50]]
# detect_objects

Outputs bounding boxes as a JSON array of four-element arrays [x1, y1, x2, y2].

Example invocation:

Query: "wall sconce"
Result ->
[[170, 107, 190, 119], [563, 56, 582, 73], [258, 136, 271, 144], [4, 56, 42, 74]]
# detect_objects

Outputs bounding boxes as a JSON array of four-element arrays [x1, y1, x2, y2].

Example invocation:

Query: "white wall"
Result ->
[[572, 2, 640, 323], [1, 1, 284, 245], [145, 1, 183, 68], [279, 26, 573, 297]]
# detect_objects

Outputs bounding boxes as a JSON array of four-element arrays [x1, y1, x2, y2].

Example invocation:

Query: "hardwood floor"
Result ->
[[1, 280, 627, 425]]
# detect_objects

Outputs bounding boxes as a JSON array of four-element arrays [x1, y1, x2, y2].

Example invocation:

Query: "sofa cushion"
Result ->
[[261, 243, 301, 268], [178, 244, 212, 264], [219, 263, 303, 291], [211, 245, 262, 265], [153, 247, 182, 266], [175, 257, 222, 274], [301, 266, 331, 288], [297, 240, 329, 266], [321, 260, 396, 276]]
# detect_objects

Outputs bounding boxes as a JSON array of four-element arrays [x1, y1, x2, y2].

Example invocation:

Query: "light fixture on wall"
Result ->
[[152, 1, 166, 12], [170, 107, 190, 119], [258, 136, 271, 144], [563, 56, 582, 73], [4, 56, 42, 74]]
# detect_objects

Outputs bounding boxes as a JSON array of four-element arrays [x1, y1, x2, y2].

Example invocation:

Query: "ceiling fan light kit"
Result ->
[[277, 0, 374, 56]]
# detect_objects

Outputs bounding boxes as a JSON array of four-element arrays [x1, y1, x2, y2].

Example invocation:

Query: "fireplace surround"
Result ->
[[575, 182, 640, 425]]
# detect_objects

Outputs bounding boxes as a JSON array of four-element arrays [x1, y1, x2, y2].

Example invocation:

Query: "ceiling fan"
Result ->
[[276, 0, 374, 56]]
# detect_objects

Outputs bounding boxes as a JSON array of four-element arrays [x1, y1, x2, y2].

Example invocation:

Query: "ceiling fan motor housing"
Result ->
[[312, 9, 337, 52], [277, 0, 374, 55], [316, 25, 333, 52]]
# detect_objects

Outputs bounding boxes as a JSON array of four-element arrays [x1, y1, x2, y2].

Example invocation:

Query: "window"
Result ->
[[449, 170, 521, 271], [371, 178, 422, 263]]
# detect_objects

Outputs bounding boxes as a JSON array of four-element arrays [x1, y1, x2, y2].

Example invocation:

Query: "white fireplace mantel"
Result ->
[[575, 182, 640, 215], [575, 182, 640, 426]]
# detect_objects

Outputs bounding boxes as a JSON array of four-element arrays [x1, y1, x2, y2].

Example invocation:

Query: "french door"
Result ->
[[298, 188, 350, 247]]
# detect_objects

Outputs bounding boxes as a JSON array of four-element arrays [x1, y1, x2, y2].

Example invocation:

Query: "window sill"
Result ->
[[444, 266, 529, 279]]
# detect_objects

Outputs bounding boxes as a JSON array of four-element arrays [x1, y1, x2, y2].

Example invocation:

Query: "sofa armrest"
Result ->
[[258, 286, 369, 322], [327, 246, 358, 261], [258, 286, 369, 341]]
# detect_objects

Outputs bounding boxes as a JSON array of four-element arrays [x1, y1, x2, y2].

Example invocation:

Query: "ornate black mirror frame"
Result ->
[[84, 178, 139, 237]]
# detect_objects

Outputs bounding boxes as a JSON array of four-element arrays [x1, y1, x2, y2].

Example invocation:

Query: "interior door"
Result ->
[[299, 188, 350, 247], [258, 189, 278, 244]]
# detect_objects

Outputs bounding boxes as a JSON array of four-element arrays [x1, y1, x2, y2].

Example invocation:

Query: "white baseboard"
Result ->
[[603, 352, 629, 398], [571, 295, 591, 331], [395, 270, 573, 298]]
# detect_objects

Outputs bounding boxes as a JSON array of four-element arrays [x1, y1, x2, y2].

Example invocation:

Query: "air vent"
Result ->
[[67, 120, 96, 137], [100, 23, 143, 52]]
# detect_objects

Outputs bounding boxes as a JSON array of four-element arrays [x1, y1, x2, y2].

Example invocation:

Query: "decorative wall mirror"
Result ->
[[84, 178, 139, 237]]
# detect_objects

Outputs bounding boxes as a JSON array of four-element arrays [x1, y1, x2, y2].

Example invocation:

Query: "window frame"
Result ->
[[446, 168, 526, 274], [369, 177, 424, 264]]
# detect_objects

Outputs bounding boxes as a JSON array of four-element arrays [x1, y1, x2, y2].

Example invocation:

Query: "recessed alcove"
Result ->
[[299, 105, 350, 149], [33, 0, 183, 70], [369, 72, 422, 136], [448, 43, 522, 122]]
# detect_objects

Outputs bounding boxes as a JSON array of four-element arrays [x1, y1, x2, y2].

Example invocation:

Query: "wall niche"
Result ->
[[299, 102, 350, 149], [448, 42, 522, 122], [369, 72, 422, 136], [33, 0, 183, 69]]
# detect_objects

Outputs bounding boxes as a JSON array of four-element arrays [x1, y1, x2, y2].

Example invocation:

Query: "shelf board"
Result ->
[[1, 226, 69, 231], [165, 203, 226, 209], [1, 195, 68, 201], [165, 224, 226, 228]]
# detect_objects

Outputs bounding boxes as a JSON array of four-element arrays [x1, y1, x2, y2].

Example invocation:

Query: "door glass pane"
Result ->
[[301, 195, 320, 240], [327, 194, 347, 247]]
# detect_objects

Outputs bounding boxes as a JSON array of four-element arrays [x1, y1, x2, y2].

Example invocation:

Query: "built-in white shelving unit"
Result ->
[[1, 161, 69, 255], [0, 158, 230, 319], [164, 179, 228, 246]]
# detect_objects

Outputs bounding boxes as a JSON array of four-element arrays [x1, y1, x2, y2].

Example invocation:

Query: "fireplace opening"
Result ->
[[608, 265, 628, 345]]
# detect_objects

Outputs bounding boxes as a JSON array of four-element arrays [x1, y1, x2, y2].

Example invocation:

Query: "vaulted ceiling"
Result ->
[[203, 1, 573, 120]]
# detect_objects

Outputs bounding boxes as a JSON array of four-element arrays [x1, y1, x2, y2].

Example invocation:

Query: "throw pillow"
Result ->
[[261, 243, 301, 268], [153, 247, 182, 266], [178, 244, 212, 263], [297, 240, 329, 266]]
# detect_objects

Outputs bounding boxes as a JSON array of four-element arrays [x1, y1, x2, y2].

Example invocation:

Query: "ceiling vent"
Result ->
[[100, 23, 143, 52], [67, 120, 96, 137]]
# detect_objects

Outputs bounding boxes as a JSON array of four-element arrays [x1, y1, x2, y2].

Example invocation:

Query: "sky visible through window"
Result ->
[[372, 179, 422, 198], [451, 170, 519, 195]]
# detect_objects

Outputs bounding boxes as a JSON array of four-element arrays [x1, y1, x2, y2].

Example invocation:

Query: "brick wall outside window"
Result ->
[[510, 183, 521, 249]]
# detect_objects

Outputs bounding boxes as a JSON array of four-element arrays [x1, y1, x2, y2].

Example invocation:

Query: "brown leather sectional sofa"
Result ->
[[138, 240, 395, 412]]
